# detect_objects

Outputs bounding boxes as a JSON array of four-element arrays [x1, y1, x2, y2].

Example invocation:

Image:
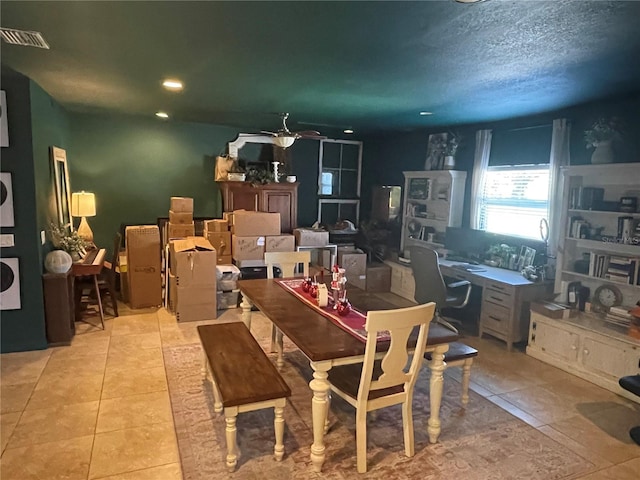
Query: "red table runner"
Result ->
[[276, 278, 390, 343]]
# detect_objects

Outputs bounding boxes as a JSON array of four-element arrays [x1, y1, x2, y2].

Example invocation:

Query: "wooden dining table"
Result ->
[[237, 278, 459, 473]]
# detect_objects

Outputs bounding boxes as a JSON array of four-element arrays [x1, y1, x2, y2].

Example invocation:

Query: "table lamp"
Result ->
[[71, 191, 96, 243]]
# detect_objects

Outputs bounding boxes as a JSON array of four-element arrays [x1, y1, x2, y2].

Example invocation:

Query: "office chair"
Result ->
[[408, 245, 472, 331], [618, 374, 640, 445]]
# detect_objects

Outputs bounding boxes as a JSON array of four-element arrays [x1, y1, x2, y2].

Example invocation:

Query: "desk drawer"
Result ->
[[481, 301, 511, 333], [483, 287, 513, 308]]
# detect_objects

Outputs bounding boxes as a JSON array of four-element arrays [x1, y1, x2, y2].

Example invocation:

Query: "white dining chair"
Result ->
[[325, 302, 436, 473], [265, 251, 311, 359]]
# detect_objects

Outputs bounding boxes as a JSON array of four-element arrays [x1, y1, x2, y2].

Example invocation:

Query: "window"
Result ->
[[317, 139, 362, 225], [478, 164, 550, 240]]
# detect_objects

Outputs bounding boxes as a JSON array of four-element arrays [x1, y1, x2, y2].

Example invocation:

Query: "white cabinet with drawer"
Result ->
[[385, 260, 416, 302], [527, 311, 640, 403]]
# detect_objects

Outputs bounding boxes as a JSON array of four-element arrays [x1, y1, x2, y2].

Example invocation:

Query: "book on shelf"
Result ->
[[603, 256, 640, 285]]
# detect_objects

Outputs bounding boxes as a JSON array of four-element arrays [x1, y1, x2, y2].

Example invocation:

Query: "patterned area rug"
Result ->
[[163, 341, 594, 480]]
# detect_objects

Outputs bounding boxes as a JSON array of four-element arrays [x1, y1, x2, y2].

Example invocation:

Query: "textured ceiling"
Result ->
[[2, 1, 640, 134]]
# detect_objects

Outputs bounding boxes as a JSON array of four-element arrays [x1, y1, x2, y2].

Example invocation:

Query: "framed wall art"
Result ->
[[424, 132, 447, 171], [0, 257, 21, 310], [0, 90, 8, 147], [51, 146, 73, 229], [0, 172, 15, 227]]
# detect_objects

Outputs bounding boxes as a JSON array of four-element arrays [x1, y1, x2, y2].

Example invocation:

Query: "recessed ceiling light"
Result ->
[[162, 79, 183, 91], [344, 129, 354, 134], [155, 111, 169, 119], [419, 112, 433, 116]]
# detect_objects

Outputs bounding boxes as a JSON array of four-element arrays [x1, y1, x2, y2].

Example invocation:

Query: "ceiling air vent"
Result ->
[[0, 27, 49, 49]]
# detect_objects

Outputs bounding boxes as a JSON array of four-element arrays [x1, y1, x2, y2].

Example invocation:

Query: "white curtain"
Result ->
[[547, 118, 571, 256], [469, 129, 492, 229]]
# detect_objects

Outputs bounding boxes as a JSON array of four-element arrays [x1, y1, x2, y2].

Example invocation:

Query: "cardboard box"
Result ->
[[168, 272, 177, 313], [168, 222, 195, 239], [176, 284, 217, 322], [217, 289, 240, 310], [365, 263, 391, 293], [169, 210, 193, 224], [266, 234, 295, 252], [170, 196, 194, 213], [204, 231, 232, 257], [232, 211, 281, 236], [232, 235, 266, 261], [126, 226, 162, 308], [217, 255, 232, 265], [337, 247, 367, 290], [170, 236, 217, 287], [204, 219, 229, 232], [294, 228, 329, 247], [216, 265, 241, 291]]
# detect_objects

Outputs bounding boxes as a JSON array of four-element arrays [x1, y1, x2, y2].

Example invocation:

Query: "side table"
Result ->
[[42, 271, 75, 345]]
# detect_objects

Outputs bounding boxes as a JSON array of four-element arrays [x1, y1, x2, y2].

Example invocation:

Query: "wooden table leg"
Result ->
[[240, 294, 253, 331], [427, 343, 449, 444], [309, 360, 331, 472], [92, 274, 105, 330]]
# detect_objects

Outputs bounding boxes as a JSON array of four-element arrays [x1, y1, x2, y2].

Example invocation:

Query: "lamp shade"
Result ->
[[71, 191, 96, 217], [272, 136, 296, 149]]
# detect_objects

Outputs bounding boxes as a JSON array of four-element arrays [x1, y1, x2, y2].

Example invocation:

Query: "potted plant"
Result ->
[[49, 223, 87, 262], [584, 117, 623, 164]]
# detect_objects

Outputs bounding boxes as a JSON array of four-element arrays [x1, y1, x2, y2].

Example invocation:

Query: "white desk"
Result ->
[[385, 259, 553, 350]]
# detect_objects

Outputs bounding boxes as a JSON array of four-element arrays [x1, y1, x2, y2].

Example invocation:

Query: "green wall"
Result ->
[[0, 69, 50, 352]]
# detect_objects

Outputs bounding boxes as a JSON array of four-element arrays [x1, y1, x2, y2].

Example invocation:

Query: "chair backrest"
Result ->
[[111, 232, 122, 270], [408, 245, 447, 306], [264, 251, 311, 279], [358, 302, 436, 403]]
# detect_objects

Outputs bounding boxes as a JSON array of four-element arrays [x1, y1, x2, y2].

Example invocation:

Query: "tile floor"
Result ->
[[1, 301, 639, 479]]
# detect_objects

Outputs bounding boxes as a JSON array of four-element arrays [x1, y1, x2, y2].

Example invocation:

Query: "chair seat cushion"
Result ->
[[328, 361, 404, 400], [619, 374, 640, 397]]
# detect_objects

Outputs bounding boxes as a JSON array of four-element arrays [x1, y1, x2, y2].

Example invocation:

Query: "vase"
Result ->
[[443, 155, 456, 170], [590, 140, 614, 164], [44, 250, 73, 274]]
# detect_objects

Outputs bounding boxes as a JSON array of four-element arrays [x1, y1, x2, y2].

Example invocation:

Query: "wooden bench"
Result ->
[[197, 323, 291, 472], [425, 341, 478, 405]]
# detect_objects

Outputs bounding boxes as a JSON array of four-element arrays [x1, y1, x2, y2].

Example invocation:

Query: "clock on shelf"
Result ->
[[592, 284, 623, 312]]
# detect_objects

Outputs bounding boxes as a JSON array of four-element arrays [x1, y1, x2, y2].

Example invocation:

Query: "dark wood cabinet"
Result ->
[[218, 181, 299, 233], [42, 271, 75, 345]]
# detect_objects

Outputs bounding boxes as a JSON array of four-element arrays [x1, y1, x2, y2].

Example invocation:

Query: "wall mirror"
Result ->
[[51, 146, 73, 229]]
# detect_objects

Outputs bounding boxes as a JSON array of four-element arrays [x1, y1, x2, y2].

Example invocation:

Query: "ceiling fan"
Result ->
[[261, 113, 326, 148]]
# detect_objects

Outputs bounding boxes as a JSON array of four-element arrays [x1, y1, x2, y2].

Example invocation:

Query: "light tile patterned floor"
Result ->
[[1, 301, 639, 479]]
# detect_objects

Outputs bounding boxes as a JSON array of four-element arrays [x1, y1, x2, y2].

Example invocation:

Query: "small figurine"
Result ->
[[301, 277, 312, 293], [337, 292, 351, 316]]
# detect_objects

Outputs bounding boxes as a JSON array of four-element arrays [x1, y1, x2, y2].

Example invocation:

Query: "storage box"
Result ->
[[176, 285, 217, 322], [232, 235, 266, 261], [217, 289, 240, 310], [294, 228, 329, 247], [204, 231, 232, 257], [168, 222, 195, 239], [366, 263, 391, 292], [168, 272, 177, 313], [232, 211, 281, 236], [530, 301, 573, 319], [169, 210, 193, 224], [170, 236, 217, 287], [170, 196, 194, 213], [337, 247, 367, 290], [216, 265, 241, 291], [265, 234, 295, 252], [126, 225, 162, 308], [204, 219, 229, 232]]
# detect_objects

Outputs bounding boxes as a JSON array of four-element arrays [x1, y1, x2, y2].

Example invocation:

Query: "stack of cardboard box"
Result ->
[[231, 211, 295, 265], [170, 236, 217, 321], [337, 246, 367, 290], [203, 219, 232, 265], [126, 226, 162, 308], [168, 197, 195, 239], [216, 264, 241, 310]]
